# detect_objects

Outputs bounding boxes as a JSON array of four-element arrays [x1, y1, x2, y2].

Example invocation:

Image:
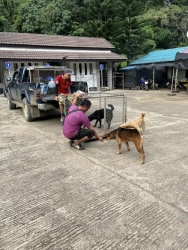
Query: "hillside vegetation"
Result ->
[[1, 0, 188, 64]]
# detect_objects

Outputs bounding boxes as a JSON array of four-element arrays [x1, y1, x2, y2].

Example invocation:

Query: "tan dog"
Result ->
[[120, 112, 145, 135], [105, 127, 145, 164]]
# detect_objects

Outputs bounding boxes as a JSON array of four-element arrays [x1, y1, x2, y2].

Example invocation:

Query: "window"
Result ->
[[21, 63, 25, 67], [13, 72, 19, 81], [28, 63, 32, 66], [89, 63, 93, 75], [85, 63, 87, 75], [18, 68, 24, 81], [79, 63, 82, 74], [35, 63, 39, 66], [14, 63, 18, 71], [23, 69, 30, 82], [185, 70, 188, 78], [73, 63, 77, 75]]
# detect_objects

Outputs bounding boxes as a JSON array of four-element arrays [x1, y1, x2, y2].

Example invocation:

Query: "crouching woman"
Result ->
[[63, 93, 103, 150]]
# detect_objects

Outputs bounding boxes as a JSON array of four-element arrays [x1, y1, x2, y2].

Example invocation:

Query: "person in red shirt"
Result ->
[[55, 69, 72, 122]]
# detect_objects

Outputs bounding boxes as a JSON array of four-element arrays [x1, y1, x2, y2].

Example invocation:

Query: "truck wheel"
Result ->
[[22, 97, 33, 122], [7, 93, 16, 109]]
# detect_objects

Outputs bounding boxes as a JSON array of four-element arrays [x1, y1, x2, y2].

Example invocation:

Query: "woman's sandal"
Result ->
[[69, 140, 74, 147], [72, 143, 85, 150]]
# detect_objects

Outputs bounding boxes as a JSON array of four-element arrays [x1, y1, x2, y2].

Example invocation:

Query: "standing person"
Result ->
[[140, 77, 145, 89], [63, 93, 103, 150], [54, 69, 72, 122]]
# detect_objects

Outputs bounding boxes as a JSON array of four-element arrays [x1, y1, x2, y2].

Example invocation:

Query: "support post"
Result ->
[[152, 67, 155, 90], [174, 67, 178, 91], [103, 97, 106, 134], [171, 68, 174, 93]]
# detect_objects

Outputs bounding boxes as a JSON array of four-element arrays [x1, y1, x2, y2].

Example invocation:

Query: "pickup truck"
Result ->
[[6, 66, 72, 121]]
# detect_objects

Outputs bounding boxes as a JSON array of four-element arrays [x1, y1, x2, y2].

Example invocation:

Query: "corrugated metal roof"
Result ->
[[130, 47, 188, 65]]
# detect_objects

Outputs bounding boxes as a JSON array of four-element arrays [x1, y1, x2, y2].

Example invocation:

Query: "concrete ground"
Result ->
[[1, 88, 188, 250]]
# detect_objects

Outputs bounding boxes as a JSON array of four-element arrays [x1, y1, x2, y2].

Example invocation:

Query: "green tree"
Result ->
[[15, 0, 78, 34], [115, 0, 148, 63], [76, 0, 117, 39], [0, 0, 22, 31], [145, 4, 188, 48]]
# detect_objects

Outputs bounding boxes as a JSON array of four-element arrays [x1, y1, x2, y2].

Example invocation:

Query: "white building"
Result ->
[[0, 32, 126, 92]]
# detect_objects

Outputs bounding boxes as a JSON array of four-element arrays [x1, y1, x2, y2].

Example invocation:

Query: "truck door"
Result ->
[[10, 71, 19, 100], [16, 68, 25, 100]]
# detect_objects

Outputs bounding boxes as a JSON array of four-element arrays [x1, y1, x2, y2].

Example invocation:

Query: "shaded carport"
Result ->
[[123, 47, 188, 89]]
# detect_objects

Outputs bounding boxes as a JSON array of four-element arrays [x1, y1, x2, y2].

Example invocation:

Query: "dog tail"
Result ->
[[108, 104, 114, 111], [141, 112, 145, 118]]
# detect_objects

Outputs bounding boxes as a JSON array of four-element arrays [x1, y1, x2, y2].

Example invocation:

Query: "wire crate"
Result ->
[[65, 92, 127, 136]]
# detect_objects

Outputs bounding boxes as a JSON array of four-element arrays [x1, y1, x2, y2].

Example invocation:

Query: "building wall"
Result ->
[[0, 61, 4, 89], [177, 69, 186, 80], [167, 67, 186, 81], [70, 62, 98, 92]]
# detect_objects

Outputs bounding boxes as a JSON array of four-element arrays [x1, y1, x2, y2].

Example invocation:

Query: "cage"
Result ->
[[64, 92, 127, 136]]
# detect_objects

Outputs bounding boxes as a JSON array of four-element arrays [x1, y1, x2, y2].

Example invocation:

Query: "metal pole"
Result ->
[[152, 67, 155, 90], [122, 95, 126, 123], [101, 69, 103, 88], [171, 68, 175, 93], [174, 67, 178, 91], [122, 73, 124, 90], [104, 97, 106, 134]]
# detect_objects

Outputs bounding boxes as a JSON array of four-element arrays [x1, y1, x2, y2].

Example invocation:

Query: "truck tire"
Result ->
[[22, 97, 34, 122], [7, 93, 16, 109]]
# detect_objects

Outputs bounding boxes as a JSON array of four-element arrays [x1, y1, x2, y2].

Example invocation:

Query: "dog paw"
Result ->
[[117, 152, 121, 154], [140, 161, 144, 164], [119, 124, 125, 128]]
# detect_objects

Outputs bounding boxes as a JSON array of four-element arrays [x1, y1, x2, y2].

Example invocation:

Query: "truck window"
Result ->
[[22, 69, 30, 82], [13, 72, 19, 81], [18, 68, 24, 82]]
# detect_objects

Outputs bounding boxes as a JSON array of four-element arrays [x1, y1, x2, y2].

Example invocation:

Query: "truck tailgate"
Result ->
[[41, 94, 55, 101]]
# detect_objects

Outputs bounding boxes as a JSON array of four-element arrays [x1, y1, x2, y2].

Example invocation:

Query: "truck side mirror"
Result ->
[[6, 76, 11, 81]]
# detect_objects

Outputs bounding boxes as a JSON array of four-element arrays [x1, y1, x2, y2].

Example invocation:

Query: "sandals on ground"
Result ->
[[69, 140, 74, 147], [72, 143, 85, 150]]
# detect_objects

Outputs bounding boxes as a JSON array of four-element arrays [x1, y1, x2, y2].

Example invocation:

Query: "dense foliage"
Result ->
[[1, 0, 188, 64]]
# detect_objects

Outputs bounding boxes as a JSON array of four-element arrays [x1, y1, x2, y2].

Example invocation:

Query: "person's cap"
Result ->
[[65, 69, 72, 75]]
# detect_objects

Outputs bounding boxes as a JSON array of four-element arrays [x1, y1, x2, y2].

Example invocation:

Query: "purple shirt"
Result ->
[[63, 104, 91, 139]]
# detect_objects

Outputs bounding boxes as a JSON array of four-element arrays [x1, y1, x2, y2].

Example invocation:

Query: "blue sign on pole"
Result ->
[[100, 64, 104, 70], [5, 62, 11, 69], [45, 63, 50, 66]]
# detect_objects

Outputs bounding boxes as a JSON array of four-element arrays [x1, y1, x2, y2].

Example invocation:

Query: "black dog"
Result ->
[[88, 104, 114, 128]]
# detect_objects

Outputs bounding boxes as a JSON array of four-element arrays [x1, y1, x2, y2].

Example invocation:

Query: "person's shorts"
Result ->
[[58, 94, 74, 105], [70, 128, 94, 140]]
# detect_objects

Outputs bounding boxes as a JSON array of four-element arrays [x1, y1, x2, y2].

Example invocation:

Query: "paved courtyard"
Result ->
[[1, 89, 188, 250]]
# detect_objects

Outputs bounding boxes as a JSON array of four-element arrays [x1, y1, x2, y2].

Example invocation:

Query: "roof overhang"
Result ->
[[129, 63, 175, 70], [0, 49, 127, 62], [174, 51, 188, 69], [119, 66, 136, 70]]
